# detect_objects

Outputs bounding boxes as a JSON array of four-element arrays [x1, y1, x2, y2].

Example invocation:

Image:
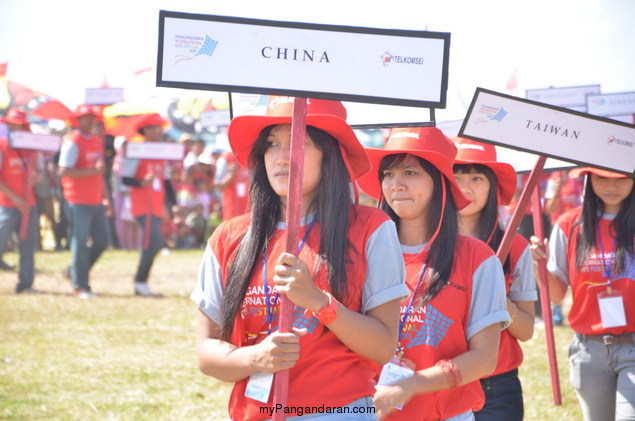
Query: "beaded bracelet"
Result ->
[[435, 359, 462, 389]]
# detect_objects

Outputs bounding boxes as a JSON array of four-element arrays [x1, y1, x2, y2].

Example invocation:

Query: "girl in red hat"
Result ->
[[190, 96, 407, 420], [531, 167, 635, 421], [121, 113, 175, 297], [452, 137, 536, 421], [359, 127, 509, 421]]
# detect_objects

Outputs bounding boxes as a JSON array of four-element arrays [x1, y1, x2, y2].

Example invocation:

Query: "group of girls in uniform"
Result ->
[[190, 96, 634, 421]]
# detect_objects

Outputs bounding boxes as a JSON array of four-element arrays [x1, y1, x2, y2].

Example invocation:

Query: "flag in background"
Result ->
[[506, 67, 519, 92]]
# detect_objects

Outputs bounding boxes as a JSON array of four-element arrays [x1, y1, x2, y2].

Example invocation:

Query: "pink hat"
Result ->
[[357, 127, 471, 210], [452, 137, 517, 205], [227, 96, 370, 180]]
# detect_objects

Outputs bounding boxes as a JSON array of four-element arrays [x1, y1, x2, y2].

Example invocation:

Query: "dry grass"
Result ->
[[1, 249, 583, 420]]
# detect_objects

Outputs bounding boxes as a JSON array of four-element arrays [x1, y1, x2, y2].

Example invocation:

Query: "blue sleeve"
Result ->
[[466, 255, 511, 340], [509, 245, 539, 302], [58, 141, 79, 168], [121, 158, 140, 178], [362, 219, 409, 314], [190, 245, 224, 324]]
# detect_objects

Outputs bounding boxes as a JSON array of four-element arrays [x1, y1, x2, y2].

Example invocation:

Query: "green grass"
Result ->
[[1, 249, 582, 420]]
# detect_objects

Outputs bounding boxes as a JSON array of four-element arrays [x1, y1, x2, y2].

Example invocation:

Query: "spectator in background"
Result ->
[[214, 150, 250, 222], [33, 152, 58, 250], [59, 104, 110, 298], [185, 202, 207, 248], [0, 107, 42, 293], [121, 113, 175, 297]]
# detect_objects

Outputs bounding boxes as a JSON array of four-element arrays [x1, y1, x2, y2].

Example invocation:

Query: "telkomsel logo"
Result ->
[[174, 34, 218, 64], [380, 51, 425, 66], [607, 135, 634, 148]]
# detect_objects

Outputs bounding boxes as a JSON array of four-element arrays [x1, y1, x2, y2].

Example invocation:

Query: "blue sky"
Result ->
[[1, 0, 634, 122]]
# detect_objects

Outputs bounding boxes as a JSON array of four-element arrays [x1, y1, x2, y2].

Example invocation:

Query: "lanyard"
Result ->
[[262, 214, 318, 334], [397, 261, 429, 359], [596, 224, 618, 293]]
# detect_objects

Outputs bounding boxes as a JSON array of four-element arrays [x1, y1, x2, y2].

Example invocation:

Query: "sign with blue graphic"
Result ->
[[157, 11, 450, 109], [459, 88, 635, 176]]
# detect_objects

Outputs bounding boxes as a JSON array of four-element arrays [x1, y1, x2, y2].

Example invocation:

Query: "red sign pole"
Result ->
[[495, 154, 561, 406], [531, 186, 562, 405], [272, 97, 307, 420]]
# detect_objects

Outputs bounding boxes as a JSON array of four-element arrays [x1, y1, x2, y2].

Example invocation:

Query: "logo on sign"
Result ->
[[174, 34, 218, 64], [380, 51, 424, 66], [607, 135, 634, 148], [476, 105, 507, 124]]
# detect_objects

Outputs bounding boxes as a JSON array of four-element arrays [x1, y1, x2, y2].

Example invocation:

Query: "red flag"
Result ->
[[506, 68, 519, 92]]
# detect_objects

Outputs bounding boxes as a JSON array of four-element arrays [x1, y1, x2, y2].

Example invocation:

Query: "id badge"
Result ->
[[245, 372, 273, 403], [598, 290, 627, 328], [236, 182, 247, 198], [378, 356, 414, 410]]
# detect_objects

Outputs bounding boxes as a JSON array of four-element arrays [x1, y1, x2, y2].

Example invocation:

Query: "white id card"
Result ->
[[378, 357, 414, 410], [245, 372, 274, 403], [152, 177, 161, 192], [598, 291, 627, 328]]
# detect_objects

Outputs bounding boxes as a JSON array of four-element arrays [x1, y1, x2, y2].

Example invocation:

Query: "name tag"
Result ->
[[378, 356, 414, 410], [598, 290, 627, 328], [245, 372, 273, 403]]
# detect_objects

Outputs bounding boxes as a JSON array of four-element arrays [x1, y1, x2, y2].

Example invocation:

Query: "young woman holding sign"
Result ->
[[452, 137, 537, 421], [531, 167, 635, 421], [358, 127, 510, 421], [191, 96, 407, 420]]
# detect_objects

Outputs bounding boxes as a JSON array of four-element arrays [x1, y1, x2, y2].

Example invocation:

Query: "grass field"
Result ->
[[0, 249, 583, 420]]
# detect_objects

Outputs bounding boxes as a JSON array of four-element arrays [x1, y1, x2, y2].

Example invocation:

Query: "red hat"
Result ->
[[569, 167, 630, 179], [227, 96, 370, 180], [357, 127, 471, 210], [452, 137, 517, 205], [135, 113, 168, 134], [1, 107, 30, 127], [73, 104, 99, 119]]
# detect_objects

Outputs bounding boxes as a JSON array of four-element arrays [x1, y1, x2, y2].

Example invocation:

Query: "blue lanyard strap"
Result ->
[[397, 261, 429, 358], [262, 214, 318, 334], [596, 224, 618, 291]]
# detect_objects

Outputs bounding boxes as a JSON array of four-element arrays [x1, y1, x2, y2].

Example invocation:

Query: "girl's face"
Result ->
[[590, 174, 634, 214], [381, 154, 434, 221], [264, 124, 323, 207], [454, 169, 491, 219]]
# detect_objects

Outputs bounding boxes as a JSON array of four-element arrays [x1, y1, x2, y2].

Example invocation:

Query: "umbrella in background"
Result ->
[[102, 102, 161, 141]]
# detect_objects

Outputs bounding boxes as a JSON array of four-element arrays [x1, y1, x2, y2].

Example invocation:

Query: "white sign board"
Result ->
[[125, 142, 185, 161], [526, 84, 601, 110], [587, 92, 635, 117], [459, 88, 635, 176], [10, 131, 61, 152], [158, 11, 450, 108], [85, 87, 124, 105], [229, 93, 434, 128], [200, 109, 231, 128]]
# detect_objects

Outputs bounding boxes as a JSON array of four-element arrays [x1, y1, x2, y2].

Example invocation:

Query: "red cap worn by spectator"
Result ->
[[135, 113, 167, 135], [452, 136, 517, 205], [1, 107, 30, 130]]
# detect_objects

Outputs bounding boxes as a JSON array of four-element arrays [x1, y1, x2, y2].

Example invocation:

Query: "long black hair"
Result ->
[[575, 174, 635, 273], [220, 125, 354, 341], [453, 163, 511, 275], [379, 154, 458, 306]]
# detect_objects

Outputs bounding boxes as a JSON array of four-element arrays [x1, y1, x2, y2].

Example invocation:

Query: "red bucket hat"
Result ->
[[1, 107, 30, 128], [227, 96, 370, 180], [452, 136, 517, 205], [135, 113, 168, 134], [73, 104, 99, 119], [357, 127, 471, 210], [569, 167, 630, 179]]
